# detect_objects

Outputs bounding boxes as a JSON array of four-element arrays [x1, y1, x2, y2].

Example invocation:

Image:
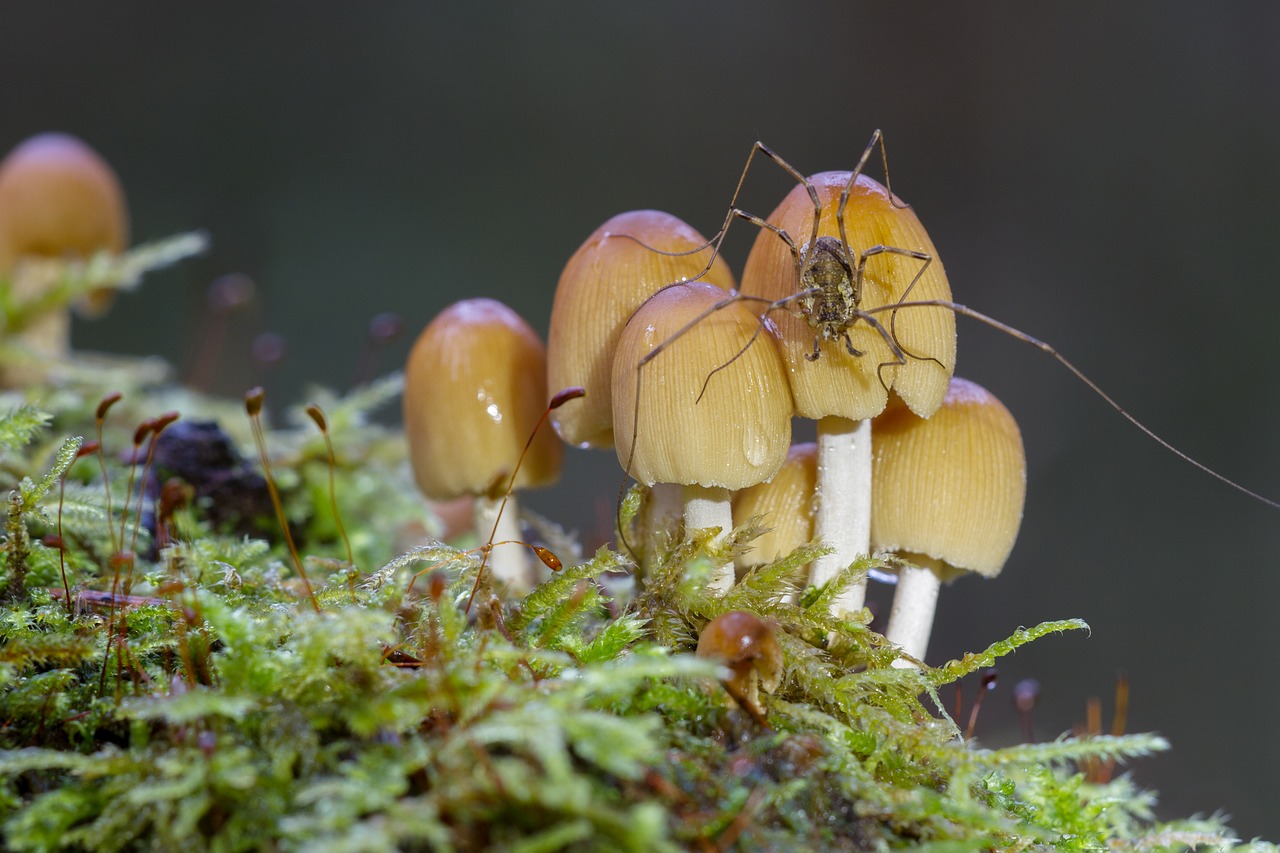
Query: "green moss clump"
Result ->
[[0, 249, 1271, 851]]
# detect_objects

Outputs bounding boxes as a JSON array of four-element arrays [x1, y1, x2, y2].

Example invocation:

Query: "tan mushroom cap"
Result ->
[[548, 210, 736, 449], [611, 280, 792, 490], [870, 377, 1026, 579], [732, 442, 817, 568], [403, 298, 563, 501], [0, 133, 129, 315], [739, 171, 955, 421]]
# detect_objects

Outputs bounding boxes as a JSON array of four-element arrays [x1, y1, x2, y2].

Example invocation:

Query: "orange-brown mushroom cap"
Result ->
[[0, 133, 129, 315], [871, 377, 1026, 578], [403, 298, 562, 501], [611, 281, 793, 490], [739, 171, 955, 421], [547, 210, 736, 449]]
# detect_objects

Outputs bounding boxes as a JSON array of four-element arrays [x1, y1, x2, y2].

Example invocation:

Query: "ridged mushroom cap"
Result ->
[[611, 280, 792, 490], [0, 133, 129, 314], [732, 442, 817, 568], [548, 210, 735, 449], [740, 171, 955, 421], [870, 377, 1026, 579], [403, 298, 562, 501]]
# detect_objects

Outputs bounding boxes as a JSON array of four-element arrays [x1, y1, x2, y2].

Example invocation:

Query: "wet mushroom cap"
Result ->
[[0, 133, 129, 314], [403, 298, 562, 501], [739, 171, 955, 421], [547, 209, 736, 449], [870, 377, 1026, 578], [696, 610, 784, 696], [611, 280, 793, 490]]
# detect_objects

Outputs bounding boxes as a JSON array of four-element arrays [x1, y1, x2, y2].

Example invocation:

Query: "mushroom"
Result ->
[[403, 298, 563, 592], [739, 171, 955, 616], [871, 377, 1026, 664], [547, 209, 736, 551], [731, 442, 816, 575], [0, 133, 128, 379], [611, 281, 792, 593], [696, 610, 783, 719]]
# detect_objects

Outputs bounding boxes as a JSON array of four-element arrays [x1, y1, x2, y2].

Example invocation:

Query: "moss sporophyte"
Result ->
[[0, 130, 1274, 850]]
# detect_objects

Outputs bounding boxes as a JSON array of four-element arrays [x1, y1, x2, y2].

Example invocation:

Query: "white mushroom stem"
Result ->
[[810, 416, 872, 616], [641, 482, 683, 544], [886, 556, 944, 667], [473, 494, 533, 592], [683, 483, 734, 594]]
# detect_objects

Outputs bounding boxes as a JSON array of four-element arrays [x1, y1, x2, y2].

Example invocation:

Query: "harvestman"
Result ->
[[617, 130, 1279, 592]]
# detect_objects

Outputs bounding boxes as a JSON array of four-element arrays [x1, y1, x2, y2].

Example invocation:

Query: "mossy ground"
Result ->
[[0, 244, 1271, 851]]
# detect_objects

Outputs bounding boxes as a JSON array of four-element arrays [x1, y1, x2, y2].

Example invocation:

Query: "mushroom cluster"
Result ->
[[536, 156, 1026, 672], [404, 144, 1029, 678]]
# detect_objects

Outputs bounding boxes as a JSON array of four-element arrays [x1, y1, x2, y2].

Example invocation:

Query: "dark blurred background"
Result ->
[[4, 3, 1277, 838]]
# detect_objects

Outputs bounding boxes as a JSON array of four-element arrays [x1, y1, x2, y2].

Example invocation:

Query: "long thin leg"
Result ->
[[854, 243, 931, 318], [870, 298, 1280, 511], [855, 246, 946, 370], [608, 141, 823, 290], [846, 307, 909, 394]]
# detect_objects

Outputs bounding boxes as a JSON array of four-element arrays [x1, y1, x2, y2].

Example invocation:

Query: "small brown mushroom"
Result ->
[[403, 298, 562, 591], [696, 611, 783, 719], [0, 133, 128, 274]]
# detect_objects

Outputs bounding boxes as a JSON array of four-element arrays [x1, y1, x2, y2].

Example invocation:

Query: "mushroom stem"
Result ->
[[2, 264, 71, 385], [472, 494, 532, 592], [886, 555, 944, 666], [683, 483, 734, 593], [811, 416, 872, 616], [638, 482, 682, 551]]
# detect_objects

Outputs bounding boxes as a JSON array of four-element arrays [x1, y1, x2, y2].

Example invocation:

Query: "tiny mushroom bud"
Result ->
[[872, 377, 1026, 664], [0, 133, 129, 380], [731, 442, 817, 573], [612, 281, 793, 593], [739, 170, 956, 616], [403, 298, 562, 592], [696, 610, 784, 720], [547, 210, 735, 450]]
